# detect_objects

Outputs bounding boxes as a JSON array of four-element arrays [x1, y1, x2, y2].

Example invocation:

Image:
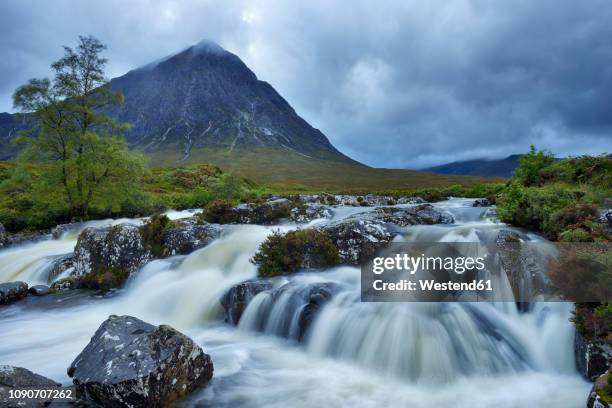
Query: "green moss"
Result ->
[[140, 213, 176, 257], [76, 267, 130, 291], [252, 229, 340, 277]]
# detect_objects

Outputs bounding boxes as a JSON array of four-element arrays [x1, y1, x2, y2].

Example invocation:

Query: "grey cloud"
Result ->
[[0, 0, 610, 168]]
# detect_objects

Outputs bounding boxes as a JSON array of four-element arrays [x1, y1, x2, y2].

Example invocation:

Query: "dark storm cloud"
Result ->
[[0, 0, 610, 168]]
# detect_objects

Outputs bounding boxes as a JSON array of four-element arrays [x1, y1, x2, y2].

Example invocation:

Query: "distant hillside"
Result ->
[[425, 155, 522, 178]]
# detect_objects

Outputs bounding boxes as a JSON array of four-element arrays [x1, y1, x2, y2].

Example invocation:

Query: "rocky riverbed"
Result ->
[[0, 196, 602, 407]]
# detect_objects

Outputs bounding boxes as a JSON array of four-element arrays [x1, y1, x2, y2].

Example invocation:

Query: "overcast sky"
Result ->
[[1, 0, 611, 168]]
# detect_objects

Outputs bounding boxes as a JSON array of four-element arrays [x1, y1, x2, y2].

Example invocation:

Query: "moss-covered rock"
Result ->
[[72, 224, 152, 290], [252, 229, 340, 277]]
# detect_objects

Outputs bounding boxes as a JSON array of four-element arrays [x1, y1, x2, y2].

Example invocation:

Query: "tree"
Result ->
[[513, 145, 555, 187], [12, 35, 145, 219]]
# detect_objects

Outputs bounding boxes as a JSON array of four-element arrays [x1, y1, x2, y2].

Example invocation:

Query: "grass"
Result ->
[[145, 146, 504, 193]]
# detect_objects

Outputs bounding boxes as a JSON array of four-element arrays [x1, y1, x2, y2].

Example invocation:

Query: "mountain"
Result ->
[[106, 40, 356, 166], [0, 40, 501, 189], [424, 155, 522, 178]]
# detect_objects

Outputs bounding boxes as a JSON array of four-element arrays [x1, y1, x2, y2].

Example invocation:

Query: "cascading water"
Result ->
[[0, 199, 590, 407]]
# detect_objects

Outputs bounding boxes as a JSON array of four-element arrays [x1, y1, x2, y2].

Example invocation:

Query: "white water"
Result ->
[[0, 199, 590, 407]]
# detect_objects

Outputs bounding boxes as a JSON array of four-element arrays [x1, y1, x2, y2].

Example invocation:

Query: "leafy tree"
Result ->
[[513, 145, 555, 187], [11, 35, 145, 219]]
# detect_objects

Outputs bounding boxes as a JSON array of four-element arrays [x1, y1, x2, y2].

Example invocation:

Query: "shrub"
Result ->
[[548, 244, 612, 304], [545, 202, 599, 240], [252, 229, 340, 277], [496, 183, 586, 238], [513, 145, 555, 187], [199, 199, 239, 224], [140, 213, 175, 257]]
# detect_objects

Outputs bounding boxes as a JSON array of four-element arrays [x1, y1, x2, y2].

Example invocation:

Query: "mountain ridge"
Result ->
[[424, 155, 522, 178]]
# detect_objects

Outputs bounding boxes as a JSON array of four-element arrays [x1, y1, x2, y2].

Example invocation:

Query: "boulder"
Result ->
[[366, 204, 454, 226], [289, 203, 333, 223], [162, 218, 222, 256], [321, 218, 397, 264], [50, 277, 76, 292], [221, 279, 273, 324], [472, 198, 492, 207], [238, 198, 293, 224], [0, 282, 28, 306], [73, 224, 152, 279], [0, 365, 61, 408], [396, 196, 427, 205], [576, 332, 612, 381], [28, 285, 50, 296], [297, 282, 341, 341], [47, 254, 75, 283], [68, 315, 213, 408]]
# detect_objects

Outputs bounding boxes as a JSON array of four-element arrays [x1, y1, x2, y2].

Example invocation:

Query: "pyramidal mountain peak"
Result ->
[[105, 39, 348, 165]]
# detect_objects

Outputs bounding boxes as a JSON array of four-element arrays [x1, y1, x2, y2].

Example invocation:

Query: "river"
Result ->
[[0, 199, 591, 407]]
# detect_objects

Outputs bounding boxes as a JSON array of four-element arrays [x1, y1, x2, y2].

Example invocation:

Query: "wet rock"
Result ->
[[297, 282, 341, 340], [0, 223, 7, 247], [0, 282, 28, 305], [2, 230, 50, 249], [597, 209, 612, 233], [300, 194, 337, 205], [472, 198, 492, 207], [47, 254, 75, 283], [366, 204, 454, 226], [495, 229, 553, 303], [396, 196, 427, 205], [576, 332, 612, 381], [321, 218, 397, 264], [587, 368, 612, 408], [50, 277, 76, 292], [221, 279, 273, 324], [51, 222, 84, 239], [28, 285, 50, 296], [238, 198, 293, 224], [68, 315, 213, 408], [162, 218, 222, 255], [0, 365, 61, 407], [73, 224, 152, 278], [289, 203, 333, 223], [481, 207, 498, 221]]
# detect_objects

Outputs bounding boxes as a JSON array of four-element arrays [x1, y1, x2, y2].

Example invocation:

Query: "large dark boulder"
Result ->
[[28, 285, 50, 297], [68, 315, 213, 408], [366, 204, 454, 226], [321, 218, 397, 264], [221, 279, 273, 324], [73, 224, 152, 285], [0, 365, 61, 408], [0, 282, 28, 306], [576, 332, 612, 381], [162, 218, 222, 256]]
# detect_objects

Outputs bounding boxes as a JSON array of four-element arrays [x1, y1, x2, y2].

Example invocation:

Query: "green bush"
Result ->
[[140, 213, 175, 257], [199, 199, 239, 224], [497, 183, 583, 236], [513, 145, 555, 187], [252, 229, 340, 277]]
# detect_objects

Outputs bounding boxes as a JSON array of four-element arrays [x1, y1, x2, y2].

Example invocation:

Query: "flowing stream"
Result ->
[[0, 199, 590, 407]]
